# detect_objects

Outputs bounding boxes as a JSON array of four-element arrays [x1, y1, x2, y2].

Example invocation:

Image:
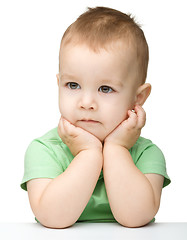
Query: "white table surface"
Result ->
[[0, 222, 187, 240]]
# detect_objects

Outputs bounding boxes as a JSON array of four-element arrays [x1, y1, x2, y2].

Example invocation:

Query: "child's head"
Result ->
[[57, 7, 151, 141]]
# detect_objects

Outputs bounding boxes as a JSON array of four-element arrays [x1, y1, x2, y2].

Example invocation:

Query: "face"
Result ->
[[58, 43, 138, 141]]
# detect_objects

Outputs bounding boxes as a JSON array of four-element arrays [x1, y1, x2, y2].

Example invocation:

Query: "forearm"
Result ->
[[37, 149, 103, 228], [103, 144, 156, 227]]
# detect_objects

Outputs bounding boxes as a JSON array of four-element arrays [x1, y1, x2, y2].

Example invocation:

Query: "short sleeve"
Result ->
[[20, 140, 63, 191], [135, 144, 171, 188]]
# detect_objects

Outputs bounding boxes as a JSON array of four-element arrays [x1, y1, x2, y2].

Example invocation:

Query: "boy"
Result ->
[[21, 7, 170, 228]]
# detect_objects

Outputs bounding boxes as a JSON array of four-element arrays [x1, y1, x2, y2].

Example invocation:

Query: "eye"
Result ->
[[67, 82, 81, 89], [99, 85, 114, 93]]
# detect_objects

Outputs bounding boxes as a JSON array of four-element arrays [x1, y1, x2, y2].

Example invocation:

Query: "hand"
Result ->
[[58, 117, 102, 156], [104, 105, 146, 150]]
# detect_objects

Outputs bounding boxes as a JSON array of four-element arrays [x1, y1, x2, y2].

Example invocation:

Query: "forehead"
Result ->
[[60, 41, 135, 69], [59, 42, 138, 86]]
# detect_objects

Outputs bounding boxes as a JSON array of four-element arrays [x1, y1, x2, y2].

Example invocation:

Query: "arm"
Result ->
[[27, 118, 103, 229], [103, 105, 164, 227]]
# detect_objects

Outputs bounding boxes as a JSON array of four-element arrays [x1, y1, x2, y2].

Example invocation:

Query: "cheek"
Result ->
[[58, 94, 64, 114], [103, 103, 129, 129], [58, 94, 74, 119], [111, 108, 128, 124], [107, 100, 130, 118]]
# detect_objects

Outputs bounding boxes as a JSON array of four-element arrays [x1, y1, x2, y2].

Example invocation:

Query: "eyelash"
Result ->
[[66, 82, 80, 89], [98, 86, 114, 93], [66, 82, 114, 93]]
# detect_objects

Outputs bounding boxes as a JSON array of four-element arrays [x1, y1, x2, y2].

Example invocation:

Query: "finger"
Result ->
[[134, 105, 146, 128], [125, 110, 138, 128], [57, 117, 66, 139], [62, 118, 77, 136], [58, 117, 73, 135]]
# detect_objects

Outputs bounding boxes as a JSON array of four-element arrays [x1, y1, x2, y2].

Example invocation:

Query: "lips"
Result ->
[[81, 119, 99, 123], [79, 119, 100, 123]]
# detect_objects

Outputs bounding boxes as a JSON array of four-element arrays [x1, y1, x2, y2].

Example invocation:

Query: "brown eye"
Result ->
[[99, 86, 113, 93], [67, 82, 80, 89]]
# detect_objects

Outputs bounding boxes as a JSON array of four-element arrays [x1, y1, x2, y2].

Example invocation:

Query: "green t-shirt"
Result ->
[[21, 127, 170, 223]]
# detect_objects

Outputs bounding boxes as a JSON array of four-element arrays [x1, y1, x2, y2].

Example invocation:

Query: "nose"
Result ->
[[78, 93, 97, 110]]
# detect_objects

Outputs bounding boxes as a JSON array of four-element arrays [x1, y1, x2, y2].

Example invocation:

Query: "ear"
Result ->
[[135, 83, 151, 106], [56, 74, 60, 86]]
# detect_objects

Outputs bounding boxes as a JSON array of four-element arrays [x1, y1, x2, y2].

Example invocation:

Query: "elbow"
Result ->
[[115, 202, 159, 228], [41, 221, 75, 229], [115, 209, 157, 228], [38, 216, 76, 229], [117, 217, 152, 228], [34, 211, 77, 229], [32, 204, 78, 229]]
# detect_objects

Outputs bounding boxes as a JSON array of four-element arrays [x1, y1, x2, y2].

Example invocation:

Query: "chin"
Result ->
[[92, 131, 107, 142], [83, 128, 105, 142], [88, 131, 104, 142]]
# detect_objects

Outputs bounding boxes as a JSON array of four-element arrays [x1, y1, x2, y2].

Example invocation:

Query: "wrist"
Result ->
[[85, 141, 103, 153], [79, 147, 104, 165], [103, 142, 132, 165], [103, 141, 129, 151], [85, 146, 103, 154]]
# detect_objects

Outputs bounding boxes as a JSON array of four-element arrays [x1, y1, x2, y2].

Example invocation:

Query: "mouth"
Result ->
[[79, 119, 100, 124]]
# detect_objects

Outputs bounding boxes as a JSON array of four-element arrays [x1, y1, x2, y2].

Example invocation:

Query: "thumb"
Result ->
[[62, 119, 78, 136]]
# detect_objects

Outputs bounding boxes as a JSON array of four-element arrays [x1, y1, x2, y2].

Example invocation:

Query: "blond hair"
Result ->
[[59, 7, 149, 84]]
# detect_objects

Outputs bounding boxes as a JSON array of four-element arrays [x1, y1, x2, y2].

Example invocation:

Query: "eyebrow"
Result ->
[[60, 73, 124, 87], [100, 79, 124, 88], [60, 73, 78, 81]]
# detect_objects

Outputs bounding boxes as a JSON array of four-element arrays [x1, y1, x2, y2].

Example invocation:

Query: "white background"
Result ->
[[0, 0, 187, 223]]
